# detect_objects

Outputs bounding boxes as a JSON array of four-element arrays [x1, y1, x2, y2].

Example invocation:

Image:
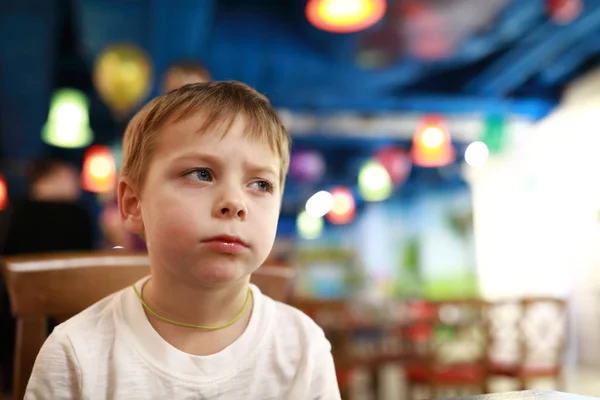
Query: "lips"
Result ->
[[201, 235, 249, 254], [203, 235, 248, 247]]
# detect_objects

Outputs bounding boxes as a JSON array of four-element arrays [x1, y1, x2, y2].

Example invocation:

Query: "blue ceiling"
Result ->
[[1, 0, 599, 194], [69, 0, 599, 113]]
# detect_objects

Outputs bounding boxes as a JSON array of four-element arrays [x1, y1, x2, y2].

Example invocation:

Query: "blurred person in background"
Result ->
[[1, 157, 94, 254], [0, 157, 95, 395], [162, 60, 212, 92]]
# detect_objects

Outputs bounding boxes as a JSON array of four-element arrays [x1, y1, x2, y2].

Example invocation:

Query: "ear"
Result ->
[[117, 179, 145, 237]]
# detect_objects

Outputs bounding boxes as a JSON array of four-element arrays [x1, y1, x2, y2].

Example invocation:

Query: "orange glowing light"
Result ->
[[81, 145, 117, 193], [306, 0, 387, 33], [411, 115, 455, 168], [0, 175, 8, 210], [326, 186, 356, 225]]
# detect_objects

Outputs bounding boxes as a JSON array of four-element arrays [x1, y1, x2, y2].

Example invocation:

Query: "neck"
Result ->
[[143, 270, 251, 328]]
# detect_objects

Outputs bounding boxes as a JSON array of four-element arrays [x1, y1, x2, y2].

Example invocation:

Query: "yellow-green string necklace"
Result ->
[[132, 281, 252, 330]]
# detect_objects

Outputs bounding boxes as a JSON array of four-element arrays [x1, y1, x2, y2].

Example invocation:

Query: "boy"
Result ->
[[25, 82, 341, 399], [98, 60, 212, 251]]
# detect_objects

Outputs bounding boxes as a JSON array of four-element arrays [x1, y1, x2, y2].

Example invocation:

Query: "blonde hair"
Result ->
[[121, 81, 290, 189]]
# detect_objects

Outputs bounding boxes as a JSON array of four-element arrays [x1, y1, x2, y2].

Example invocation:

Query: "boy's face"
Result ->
[[128, 115, 282, 286]]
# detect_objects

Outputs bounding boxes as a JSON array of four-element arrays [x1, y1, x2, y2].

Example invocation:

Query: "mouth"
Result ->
[[204, 235, 248, 246], [201, 235, 249, 253]]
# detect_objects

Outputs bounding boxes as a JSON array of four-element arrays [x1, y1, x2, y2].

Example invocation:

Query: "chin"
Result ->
[[188, 259, 251, 286]]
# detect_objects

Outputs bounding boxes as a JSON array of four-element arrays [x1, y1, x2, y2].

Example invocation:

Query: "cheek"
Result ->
[[250, 203, 280, 250], [143, 193, 203, 246]]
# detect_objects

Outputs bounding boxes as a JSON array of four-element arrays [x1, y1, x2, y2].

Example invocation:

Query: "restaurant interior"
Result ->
[[2, 0, 600, 399]]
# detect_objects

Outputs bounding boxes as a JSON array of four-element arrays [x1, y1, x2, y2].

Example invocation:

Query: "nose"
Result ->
[[212, 187, 248, 220]]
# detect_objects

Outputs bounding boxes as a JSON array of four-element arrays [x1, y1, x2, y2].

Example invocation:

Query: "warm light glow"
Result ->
[[465, 141, 489, 167], [358, 160, 392, 202], [306, 0, 386, 33], [306, 190, 334, 218], [421, 127, 445, 148], [326, 186, 356, 225], [411, 115, 455, 168], [81, 145, 117, 193], [0, 175, 8, 210], [90, 157, 113, 179], [297, 210, 324, 240], [332, 191, 352, 215]]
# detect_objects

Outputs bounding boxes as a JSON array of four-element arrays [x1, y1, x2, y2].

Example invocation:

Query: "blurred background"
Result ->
[[3, 0, 600, 398]]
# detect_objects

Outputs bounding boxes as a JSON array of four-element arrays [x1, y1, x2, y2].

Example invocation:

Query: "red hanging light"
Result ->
[[374, 146, 412, 185], [411, 115, 455, 168], [0, 175, 8, 210], [306, 0, 387, 34], [546, 0, 582, 24], [81, 145, 117, 193]]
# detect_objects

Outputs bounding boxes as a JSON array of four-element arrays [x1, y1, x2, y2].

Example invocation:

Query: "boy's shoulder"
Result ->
[[263, 295, 329, 349], [53, 286, 124, 339]]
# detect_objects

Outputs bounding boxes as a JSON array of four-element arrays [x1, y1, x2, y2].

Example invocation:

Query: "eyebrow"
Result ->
[[173, 153, 222, 166], [173, 153, 279, 179]]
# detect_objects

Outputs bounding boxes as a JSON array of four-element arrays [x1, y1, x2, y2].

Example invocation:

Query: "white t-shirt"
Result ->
[[25, 278, 341, 400]]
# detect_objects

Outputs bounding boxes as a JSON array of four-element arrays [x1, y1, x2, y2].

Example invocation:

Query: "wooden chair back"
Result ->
[[1, 251, 295, 400]]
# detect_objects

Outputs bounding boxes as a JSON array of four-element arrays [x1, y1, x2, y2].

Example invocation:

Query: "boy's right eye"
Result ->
[[184, 168, 213, 182]]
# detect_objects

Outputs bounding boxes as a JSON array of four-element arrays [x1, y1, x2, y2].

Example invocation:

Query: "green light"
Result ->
[[297, 210, 324, 240], [42, 88, 93, 148], [358, 160, 392, 202], [482, 115, 506, 155]]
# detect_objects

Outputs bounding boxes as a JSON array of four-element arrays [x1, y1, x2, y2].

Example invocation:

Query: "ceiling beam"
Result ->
[[539, 29, 600, 85], [466, 2, 600, 96], [272, 93, 555, 120]]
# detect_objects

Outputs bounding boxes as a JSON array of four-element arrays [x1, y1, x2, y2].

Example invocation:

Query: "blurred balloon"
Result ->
[[93, 43, 152, 118], [163, 61, 211, 93], [289, 150, 326, 183], [81, 145, 117, 193], [42, 88, 93, 148], [374, 146, 412, 185]]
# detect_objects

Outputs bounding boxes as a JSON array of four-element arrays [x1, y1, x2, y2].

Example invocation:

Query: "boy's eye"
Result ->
[[185, 168, 213, 182], [250, 180, 273, 193]]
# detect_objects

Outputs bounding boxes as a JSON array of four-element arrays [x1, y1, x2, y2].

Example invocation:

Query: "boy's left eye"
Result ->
[[250, 180, 273, 193]]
